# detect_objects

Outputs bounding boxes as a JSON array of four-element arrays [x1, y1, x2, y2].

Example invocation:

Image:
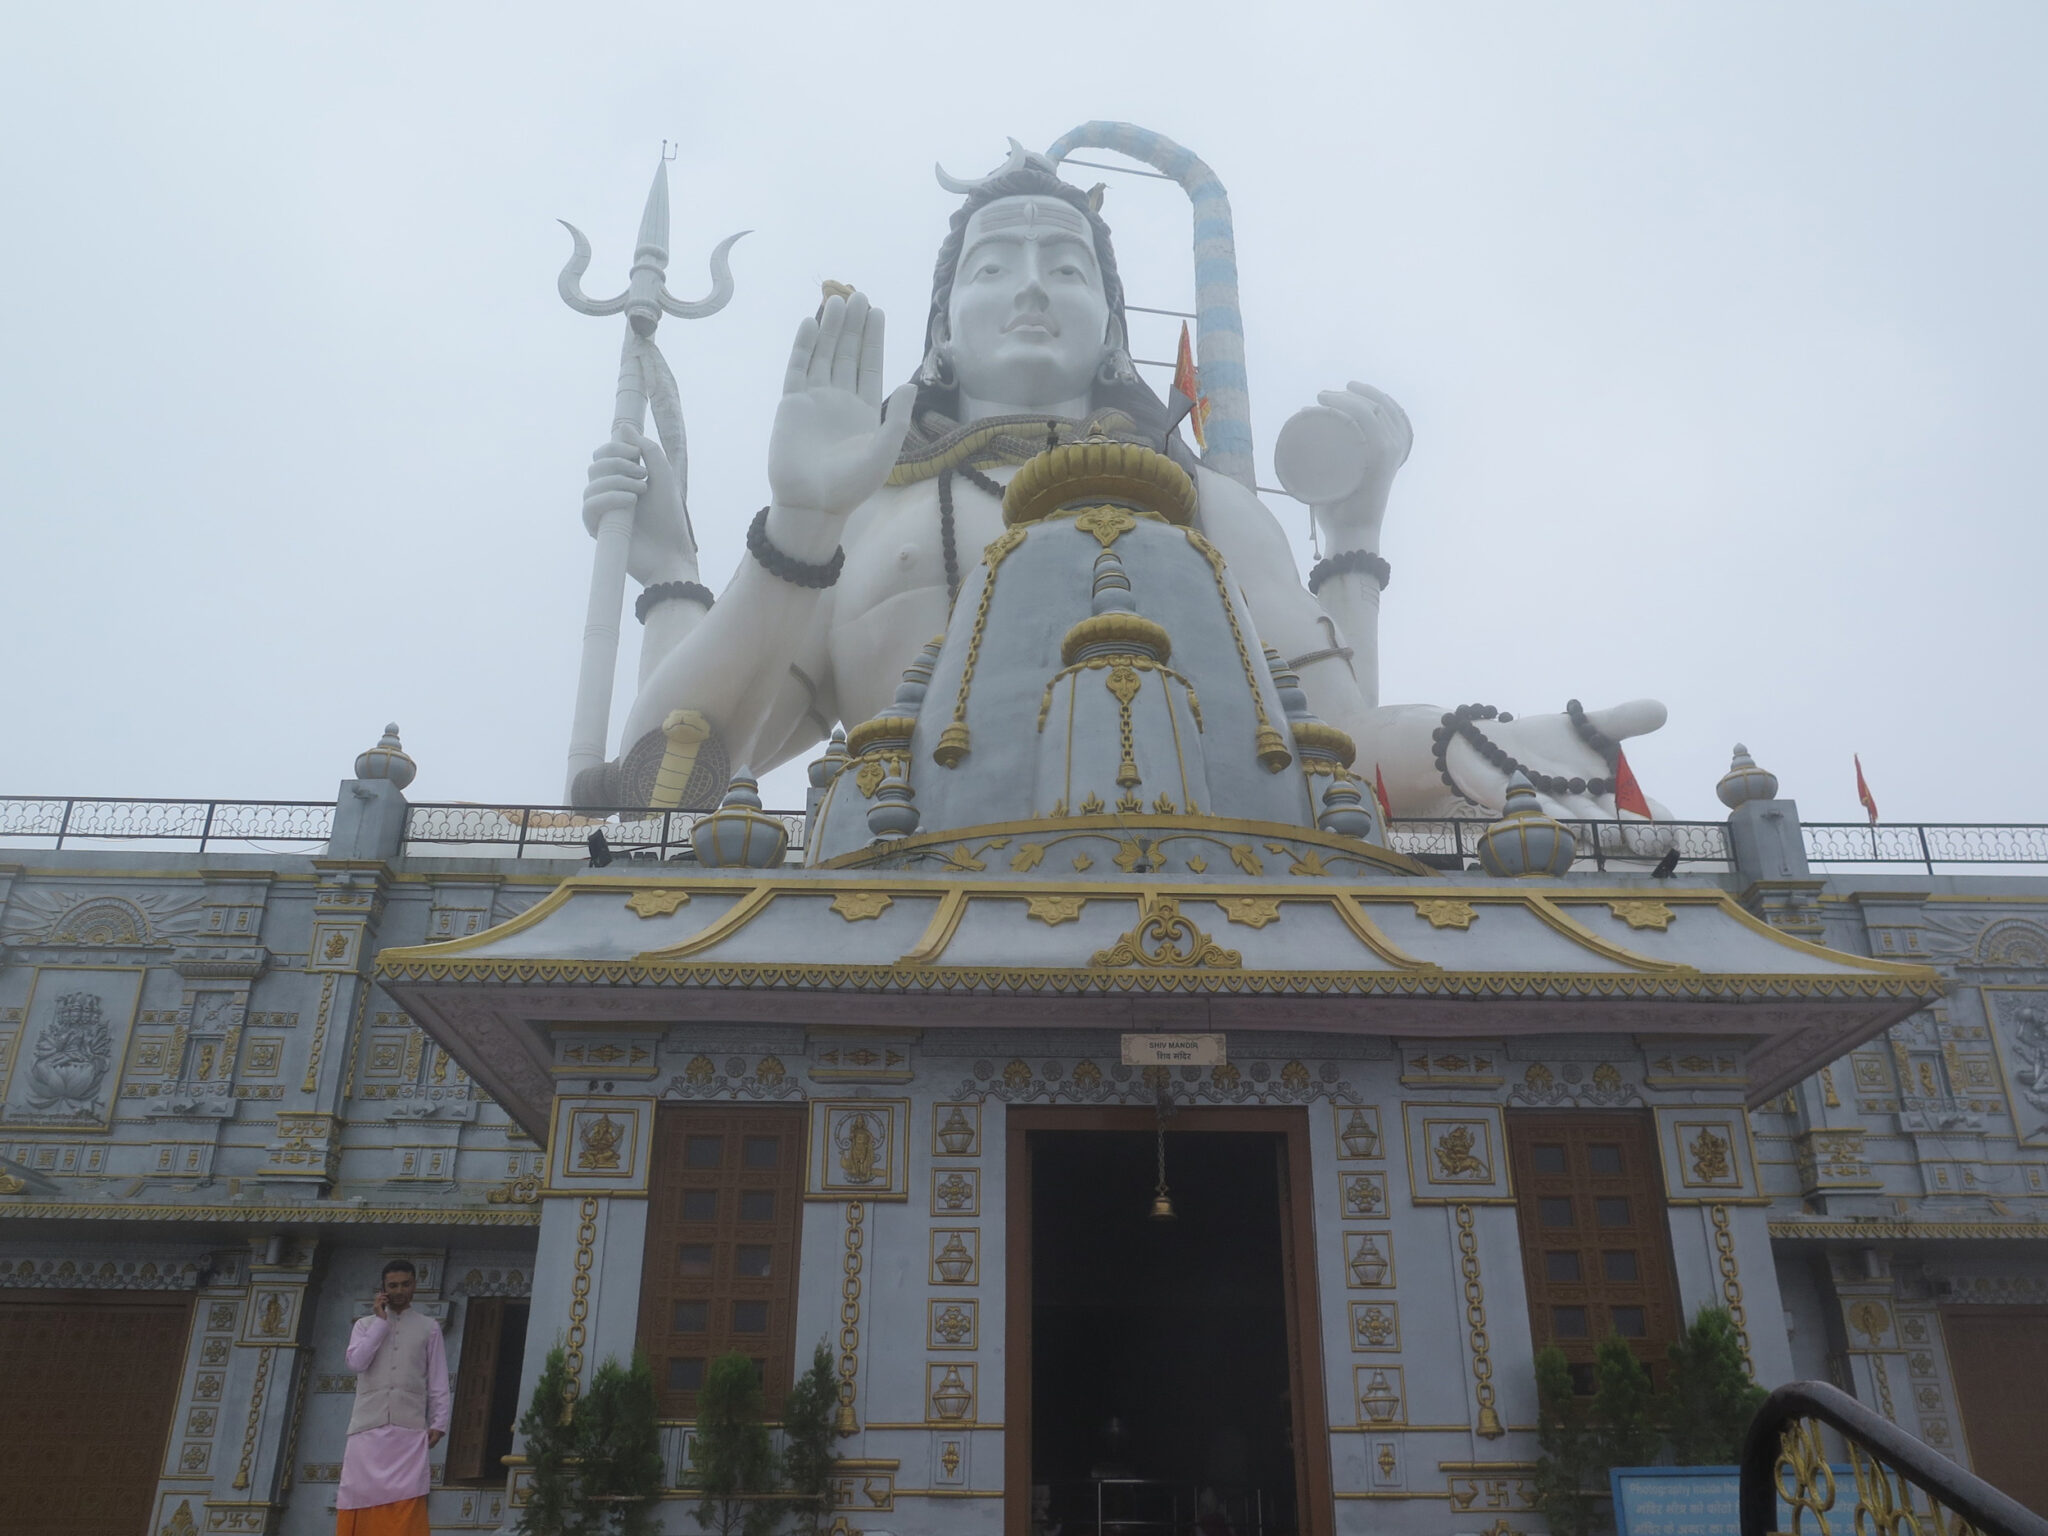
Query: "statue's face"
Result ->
[[946, 195, 1111, 409]]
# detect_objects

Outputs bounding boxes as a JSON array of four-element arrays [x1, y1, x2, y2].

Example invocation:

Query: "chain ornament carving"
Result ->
[[231, 1344, 275, 1489], [1456, 1204, 1505, 1438], [562, 1196, 598, 1407], [837, 1201, 865, 1432], [1710, 1204, 1754, 1376]]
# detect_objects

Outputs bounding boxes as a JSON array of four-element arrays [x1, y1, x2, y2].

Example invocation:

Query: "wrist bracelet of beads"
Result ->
[[746, 505, 845, 590], [634, 580, 715, 624]]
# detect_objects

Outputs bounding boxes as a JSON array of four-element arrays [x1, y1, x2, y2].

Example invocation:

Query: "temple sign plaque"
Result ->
[[1121, 1034, 1226, 1066]]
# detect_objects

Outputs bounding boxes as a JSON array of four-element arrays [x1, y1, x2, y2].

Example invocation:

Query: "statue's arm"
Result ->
[[1194, 465, 1376, 722], [612, 291, 914, 772]]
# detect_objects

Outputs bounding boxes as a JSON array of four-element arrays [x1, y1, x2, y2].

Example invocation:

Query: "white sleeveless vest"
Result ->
[[348, 1307, 435, 1434]]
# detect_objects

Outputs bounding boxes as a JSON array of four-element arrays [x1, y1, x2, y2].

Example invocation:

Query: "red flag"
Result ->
[[1372, 763, 1394, 824], [1613, 746, 1652, 819], [1855, 754, 1879, 825], [1172, 322, 1210, 449]]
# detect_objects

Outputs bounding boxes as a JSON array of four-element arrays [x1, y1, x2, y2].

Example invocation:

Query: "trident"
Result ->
[[557, 146, 746, 802]]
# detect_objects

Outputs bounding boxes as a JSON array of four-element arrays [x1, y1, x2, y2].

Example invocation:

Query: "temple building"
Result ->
[[5, 126, 2047, 1536]]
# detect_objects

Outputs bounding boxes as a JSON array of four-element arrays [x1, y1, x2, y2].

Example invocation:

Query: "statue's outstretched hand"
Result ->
[[1443, 698, 1670, 820], [1273, 381, 1413, 549], [768, 291, 917, 518], [583, 426, 690, 586]]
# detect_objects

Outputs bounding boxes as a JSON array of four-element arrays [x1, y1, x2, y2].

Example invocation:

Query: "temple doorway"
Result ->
[[1004, 1107, 1332, 1536]]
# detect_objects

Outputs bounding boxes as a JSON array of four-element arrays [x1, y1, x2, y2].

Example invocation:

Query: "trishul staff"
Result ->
[[557, 149, 744, 802]]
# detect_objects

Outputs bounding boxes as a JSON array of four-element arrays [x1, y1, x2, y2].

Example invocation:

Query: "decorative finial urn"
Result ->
[[1716, 743, 1779, 809], [354, 724, 417, 790], [690, 770, 789, 868], [1476, 771, 1577, 877]]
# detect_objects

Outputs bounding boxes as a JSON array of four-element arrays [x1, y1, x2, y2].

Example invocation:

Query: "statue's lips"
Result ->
[[1002, 315, 1059, 336]]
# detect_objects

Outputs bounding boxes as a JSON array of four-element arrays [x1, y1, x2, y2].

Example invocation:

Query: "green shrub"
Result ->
[[577, 1352, 664, 1536], [778, 1344, 845, 1535], [1667, 1307, 1768, 1465], [514, 1346, 579, 1536], [690, 1353, 777, 1536]]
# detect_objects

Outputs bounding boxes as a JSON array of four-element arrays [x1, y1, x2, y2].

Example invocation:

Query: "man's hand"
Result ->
[[428, 1430, 445, 1448], [1274, 381, 1413, 550], [767, 291, 916, 518], [583, 426, 693, 587], [372, 1290, 388, 1320]]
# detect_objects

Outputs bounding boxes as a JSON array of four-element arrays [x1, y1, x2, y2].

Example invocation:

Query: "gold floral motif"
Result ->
[[1607, 900, 1675, 931], [1115, 791, 1143, 814], [932, 1304, 973, 1345], [1280, 1060, 1312, 1088], [1072, 1060, 1103, 1086], [1002, 1060, 1033, 1088], [1415, 899, 1478, 930], [940, 1441, 962, 1479], [1072, 503, 1137, 547], [1375, 1445, 1397, 1478], [1218, 897, 1282, 929], [1151, 794, 1177, 814], [830, 893, 894, 922], [1523, 1063, 1555, 1089], [1592, 1063, 1622, 1091], [1092, 897, 1241, 970], [160, 1500, 200, 1536], [1025, 896, 1086, 926], [683, 1054, 715, 1085], [1071, 853, 1094, 870], [1078, 793, 1105, 815], [757, 1056, 786, 1085], [1228, 844, 1264, 876], [624, 889, 691, 918], [1010, 843, 1045, 872], [1185, 854, 1207, 873]]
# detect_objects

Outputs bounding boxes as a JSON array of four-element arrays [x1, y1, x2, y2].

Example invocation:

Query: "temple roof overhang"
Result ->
[[376, 874, 1940, 1138]]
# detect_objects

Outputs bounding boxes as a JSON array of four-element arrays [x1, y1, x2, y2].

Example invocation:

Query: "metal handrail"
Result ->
[[1386, 818, 1734, 870], [1739, 1380, 2046, 1536], [0, 796, 336, 852], [399, 802, 809, 861]]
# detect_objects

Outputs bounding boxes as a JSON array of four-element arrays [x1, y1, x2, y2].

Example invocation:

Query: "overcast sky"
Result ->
[[3, 3, 2043, 825]]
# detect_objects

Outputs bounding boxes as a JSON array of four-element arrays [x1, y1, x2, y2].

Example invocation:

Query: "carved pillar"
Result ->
[[149, 1237, 323, 1536], [261, 862, 387, 1194], [1825, 1250, 1912, 1427], [504, 1092, 654, 1511]]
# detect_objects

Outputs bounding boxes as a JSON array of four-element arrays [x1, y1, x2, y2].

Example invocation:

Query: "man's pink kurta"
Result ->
[[338, 1313, 451, 1511]]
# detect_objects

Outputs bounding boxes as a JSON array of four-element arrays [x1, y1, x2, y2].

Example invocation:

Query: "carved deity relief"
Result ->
[[3, 969, 144, 1130]]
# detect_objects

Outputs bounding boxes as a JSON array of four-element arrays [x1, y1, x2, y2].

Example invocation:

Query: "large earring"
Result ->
[[1096, 344, 1140, 389], [915, 339, 956, 390]]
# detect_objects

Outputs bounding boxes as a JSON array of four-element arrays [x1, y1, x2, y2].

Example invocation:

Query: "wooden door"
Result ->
[[0, 1291, 192, 1536], [638, 1103, 807, 1417], [1505, 1110, 1683, 1389], [1943, 1305, 2048, 1514]]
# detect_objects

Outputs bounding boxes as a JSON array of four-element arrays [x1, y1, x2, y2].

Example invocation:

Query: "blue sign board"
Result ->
[[1611, 1464, 1853, 1536], [1611, 1467, 1743, 1536]]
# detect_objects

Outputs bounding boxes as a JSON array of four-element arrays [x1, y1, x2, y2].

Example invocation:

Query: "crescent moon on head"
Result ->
[[934, 136, 1029, 196]]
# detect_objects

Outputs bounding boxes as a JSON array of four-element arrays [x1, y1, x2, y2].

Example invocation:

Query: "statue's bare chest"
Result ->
[[835, 472, 1016, 620]]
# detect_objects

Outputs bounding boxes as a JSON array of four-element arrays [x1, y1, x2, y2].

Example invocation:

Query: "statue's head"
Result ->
[[918, 142, 1157, 427]]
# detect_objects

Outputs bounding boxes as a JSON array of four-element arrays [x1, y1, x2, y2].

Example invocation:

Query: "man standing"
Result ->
[[337, 1258, 450, 1536]]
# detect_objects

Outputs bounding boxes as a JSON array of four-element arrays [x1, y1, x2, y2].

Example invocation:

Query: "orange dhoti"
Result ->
[[335, 1494, 430, 1536]]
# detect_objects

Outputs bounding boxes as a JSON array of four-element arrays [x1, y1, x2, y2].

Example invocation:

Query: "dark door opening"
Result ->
[[1029, 1128, 1300, 1536]]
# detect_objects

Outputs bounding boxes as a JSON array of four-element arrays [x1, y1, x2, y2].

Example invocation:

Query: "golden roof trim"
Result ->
[[1001, 438, 1197, 527]]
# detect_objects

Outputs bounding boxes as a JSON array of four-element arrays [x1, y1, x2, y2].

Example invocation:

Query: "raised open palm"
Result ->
[[768, 291, 916, 517]]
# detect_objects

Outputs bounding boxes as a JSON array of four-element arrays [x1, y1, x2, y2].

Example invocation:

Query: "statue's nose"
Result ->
[[1015, 275, 1051, 311]]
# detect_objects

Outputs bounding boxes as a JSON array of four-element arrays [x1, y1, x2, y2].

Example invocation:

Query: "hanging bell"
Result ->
[[1148, 1187, 1178, 1222]]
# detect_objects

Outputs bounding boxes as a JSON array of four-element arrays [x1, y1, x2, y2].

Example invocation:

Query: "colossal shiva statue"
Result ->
[[571, 132, 1666, 820]]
